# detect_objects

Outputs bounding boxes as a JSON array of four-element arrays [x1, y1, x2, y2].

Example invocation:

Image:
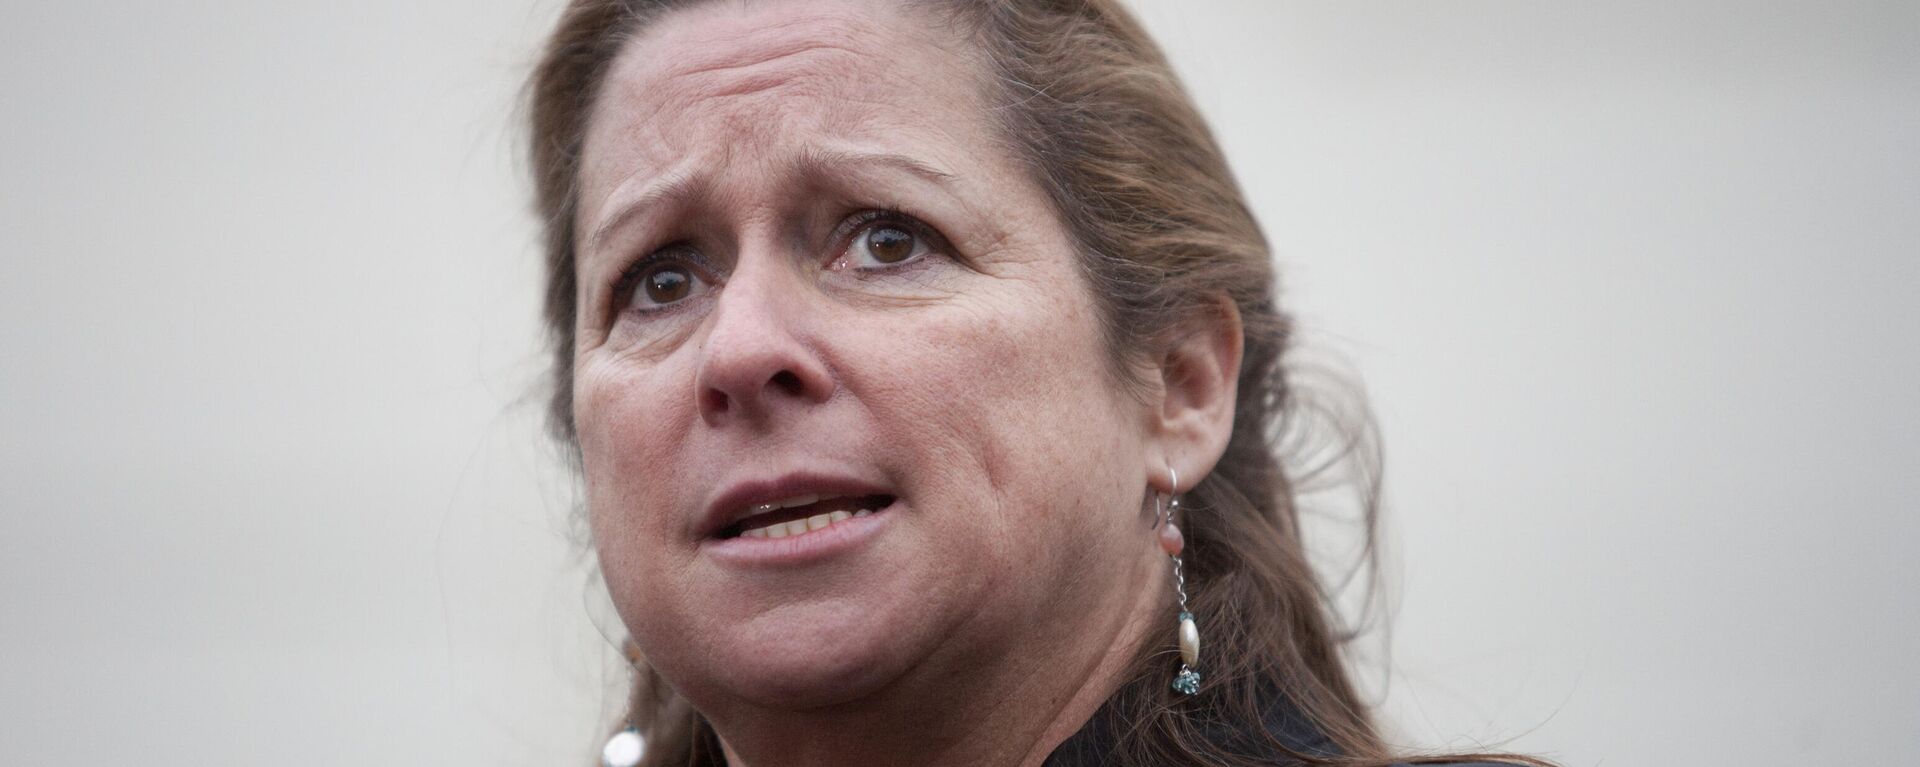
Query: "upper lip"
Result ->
[[700, 471, 893, 539]]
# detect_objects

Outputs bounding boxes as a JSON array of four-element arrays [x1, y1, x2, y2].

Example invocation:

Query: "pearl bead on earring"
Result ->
[[602, 726, 643, 767]]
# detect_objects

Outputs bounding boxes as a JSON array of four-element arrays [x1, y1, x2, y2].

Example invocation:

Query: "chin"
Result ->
[[704, 613, 912, 710], [723, 650, 891, 709]]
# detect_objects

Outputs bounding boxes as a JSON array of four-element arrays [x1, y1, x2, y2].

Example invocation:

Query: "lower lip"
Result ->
[[702, 500, 896, 568]]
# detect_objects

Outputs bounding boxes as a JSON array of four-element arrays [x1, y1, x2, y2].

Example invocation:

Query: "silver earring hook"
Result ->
[[1153, 465, 1181, 529], [1167, 465, 1180, 517]]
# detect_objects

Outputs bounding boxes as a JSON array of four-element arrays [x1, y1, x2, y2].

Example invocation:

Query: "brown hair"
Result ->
[[528, 1, 1548, 765]]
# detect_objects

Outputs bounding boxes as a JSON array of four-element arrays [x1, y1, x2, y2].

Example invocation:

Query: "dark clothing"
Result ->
[[1043, 687, 1516, 767]]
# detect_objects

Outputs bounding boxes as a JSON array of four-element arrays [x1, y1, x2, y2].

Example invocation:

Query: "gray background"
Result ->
[[3, 1, 1915, 765]]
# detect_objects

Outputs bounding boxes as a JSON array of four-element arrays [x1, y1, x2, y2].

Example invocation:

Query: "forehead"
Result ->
[[578, 0, 988, 213]]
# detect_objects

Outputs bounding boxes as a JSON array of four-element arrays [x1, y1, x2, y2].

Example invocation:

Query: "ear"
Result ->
[[1147, 295, 1244, 495]]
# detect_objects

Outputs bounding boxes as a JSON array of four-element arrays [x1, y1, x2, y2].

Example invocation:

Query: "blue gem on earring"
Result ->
[[1172, 668, 1201, 695]]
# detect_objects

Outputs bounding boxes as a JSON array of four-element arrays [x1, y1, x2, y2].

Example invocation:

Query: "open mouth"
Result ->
[[718, 493, 895, 539]]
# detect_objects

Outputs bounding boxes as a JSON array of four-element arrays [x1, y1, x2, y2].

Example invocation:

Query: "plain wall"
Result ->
[[2, 1, 1915, 765]]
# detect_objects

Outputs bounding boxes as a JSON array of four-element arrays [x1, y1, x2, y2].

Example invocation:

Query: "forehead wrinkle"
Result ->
[[669, 41, 868, 100], [651, 0, 875, 75], [643, 3, 883, 104], [591, 15, 872, 158], [581, 1, 991, 264], [585, 143, 958, 269]]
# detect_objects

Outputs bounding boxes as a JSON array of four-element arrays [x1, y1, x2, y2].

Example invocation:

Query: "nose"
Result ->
[[693, 260, 835, 426]]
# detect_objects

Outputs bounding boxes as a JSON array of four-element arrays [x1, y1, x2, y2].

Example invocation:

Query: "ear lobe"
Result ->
[[1150, 296, 1244, 490]]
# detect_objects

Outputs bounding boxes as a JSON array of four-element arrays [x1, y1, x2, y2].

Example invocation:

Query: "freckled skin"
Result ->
[[571, 1, 1196, 765]]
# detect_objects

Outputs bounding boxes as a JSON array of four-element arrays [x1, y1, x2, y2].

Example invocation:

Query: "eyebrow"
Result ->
[[797, 147, 956, 185], [582, 149, 958, 260]]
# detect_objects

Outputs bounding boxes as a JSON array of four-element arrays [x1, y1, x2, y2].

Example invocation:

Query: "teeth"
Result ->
[[734, 505, 877, 540]]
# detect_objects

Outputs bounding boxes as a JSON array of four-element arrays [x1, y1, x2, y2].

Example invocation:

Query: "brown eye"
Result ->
[[626, 260, 707, 311], [645, 266, 691, 303], [859, 225, 922, 265]]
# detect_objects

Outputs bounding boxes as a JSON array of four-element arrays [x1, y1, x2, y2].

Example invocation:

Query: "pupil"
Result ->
[[867, 227, 914, 263], [645, 267, 690, 303]]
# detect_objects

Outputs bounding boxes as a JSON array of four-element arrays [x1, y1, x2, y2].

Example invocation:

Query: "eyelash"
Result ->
[[611, 208, 950, 315]]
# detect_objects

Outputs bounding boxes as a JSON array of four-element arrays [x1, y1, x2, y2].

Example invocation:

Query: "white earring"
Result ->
[[603, 649, 644, 767], [602, 725, 644, 767]]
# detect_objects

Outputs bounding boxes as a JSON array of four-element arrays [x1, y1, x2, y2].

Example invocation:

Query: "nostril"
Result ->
[[700, 387, 730, 415], [769, 370, 804, 397]]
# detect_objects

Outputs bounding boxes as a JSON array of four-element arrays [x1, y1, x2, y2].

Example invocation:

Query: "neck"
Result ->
[[707, 544, 1170, 767]]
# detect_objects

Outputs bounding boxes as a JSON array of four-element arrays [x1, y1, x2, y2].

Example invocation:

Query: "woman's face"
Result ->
[[572, 0, 1158, 710]]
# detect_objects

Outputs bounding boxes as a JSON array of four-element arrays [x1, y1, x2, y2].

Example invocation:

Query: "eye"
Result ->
[[848, 221, 931, 268], [641, 265, 694, 304], [620, 253, 712, 312]]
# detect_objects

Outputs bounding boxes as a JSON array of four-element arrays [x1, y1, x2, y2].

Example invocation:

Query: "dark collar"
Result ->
[[1043, 684, 1339, 767]]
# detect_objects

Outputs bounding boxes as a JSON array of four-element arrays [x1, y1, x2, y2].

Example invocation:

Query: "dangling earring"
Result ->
[[602, 724, 643, 767], [1156, 465, 1202, 696], [602, 645, 645, 767]]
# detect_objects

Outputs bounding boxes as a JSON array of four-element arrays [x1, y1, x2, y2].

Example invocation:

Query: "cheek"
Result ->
[[850, 271, 1142, 556], [573, 355, 701, 576]]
